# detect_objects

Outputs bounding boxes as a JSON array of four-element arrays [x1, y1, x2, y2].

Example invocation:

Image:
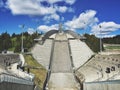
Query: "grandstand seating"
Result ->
[[78, 66, 102, 82], [0, 54, 20, 66], [77, 54, 120, 82], [69, 39, 94, 69], [31, 39, 53, 69]]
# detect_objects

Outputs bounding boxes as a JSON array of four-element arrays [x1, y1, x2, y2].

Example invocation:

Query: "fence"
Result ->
[[84, 80, 120, 90], [0, 73, 35, 90]]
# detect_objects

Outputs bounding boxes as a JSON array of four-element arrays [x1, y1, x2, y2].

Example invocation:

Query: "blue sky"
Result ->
[[0, 0, 120, 37]]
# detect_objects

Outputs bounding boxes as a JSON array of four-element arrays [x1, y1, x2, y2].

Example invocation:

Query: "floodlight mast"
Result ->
[[21, 24, 24, 53], [83, 22, 86, 35], [99, 25, 102, 53]]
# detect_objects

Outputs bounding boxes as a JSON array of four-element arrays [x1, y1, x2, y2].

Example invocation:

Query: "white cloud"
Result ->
[[65, 0, 76, 5], [7, 0, 56, 15], [54, 5, 74, 13], [6, 0, 75, 15], [102, 34, 116, 38], [27, 28, 35, 35], [91, 22, 120, 35], [6, 0, 76, 22], [43, 13, 60, 21], [65, 10, 99, 30], [57, 6, 68, 13], [50, 13, 60, 21], [46, 0, 62, 4], [46, 0, 76, 5], [37, 24, 58, 32]]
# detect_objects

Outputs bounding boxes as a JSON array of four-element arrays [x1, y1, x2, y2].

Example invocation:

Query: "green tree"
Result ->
[[1, 32, 12, 51], [84, 34, 104, 53]]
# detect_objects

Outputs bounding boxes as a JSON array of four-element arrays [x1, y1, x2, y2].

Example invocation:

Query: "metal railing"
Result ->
[[0, 73, 34, 85]]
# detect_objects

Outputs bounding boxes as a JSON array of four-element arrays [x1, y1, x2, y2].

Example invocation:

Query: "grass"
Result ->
[[8, 47, 15, 51], [105, 46, 120, 50], [24, 54, 47, 89]]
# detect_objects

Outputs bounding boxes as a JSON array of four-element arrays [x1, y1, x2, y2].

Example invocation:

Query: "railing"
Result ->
[[42, 30, 58, 41], [65, 30, 86, 40], [85, 79, 120, 84], [84, 80, 120, 90], [0, 73, 34, 85]]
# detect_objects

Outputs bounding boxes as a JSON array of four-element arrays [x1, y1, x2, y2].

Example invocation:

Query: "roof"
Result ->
[[41, 30, 86, 41]]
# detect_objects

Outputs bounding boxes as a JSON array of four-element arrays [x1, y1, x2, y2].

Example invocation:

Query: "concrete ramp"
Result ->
[[47, 33, 80, 90], [69, 39, 94, 69], [51, 41, 72, 73], [48, 73, 79, 90]]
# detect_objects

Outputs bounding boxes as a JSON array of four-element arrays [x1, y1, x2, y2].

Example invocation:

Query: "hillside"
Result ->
[[103, 35, 120, 44], [0, 32, 104, 53], [24, 54, 47, 89], [0, 32, 40, 52]]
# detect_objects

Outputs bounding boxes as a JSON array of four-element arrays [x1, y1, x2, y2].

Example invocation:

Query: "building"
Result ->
[[32, 25, 120, 90]]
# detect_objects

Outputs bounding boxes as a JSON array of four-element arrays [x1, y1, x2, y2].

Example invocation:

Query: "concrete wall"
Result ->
[[84, 80, 120, 90], [0, 82, 34, 90]]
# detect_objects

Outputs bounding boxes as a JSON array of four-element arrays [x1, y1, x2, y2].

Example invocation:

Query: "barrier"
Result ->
[[84, 80, 120, 90], [0, 73, 34, 90]]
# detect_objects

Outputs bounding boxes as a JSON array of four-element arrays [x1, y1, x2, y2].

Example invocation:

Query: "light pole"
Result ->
[[99, 25, 102, 53], [83, 22, 86, 35], [21, 24, 24, 53]]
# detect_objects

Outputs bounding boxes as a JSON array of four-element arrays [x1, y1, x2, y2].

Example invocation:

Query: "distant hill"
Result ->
[[0, 31, 40, 53], [84, 34, 103, 53], [103, 35, 120, 44], [3, 32, 118, 53]]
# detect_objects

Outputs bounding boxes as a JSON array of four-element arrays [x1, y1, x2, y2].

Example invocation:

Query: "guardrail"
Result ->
[[84, 80, 120, 90], [0, 73, 34, 85]]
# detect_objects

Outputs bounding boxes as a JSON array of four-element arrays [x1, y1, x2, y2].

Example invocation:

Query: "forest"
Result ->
[[103, 35, 120, 44], [0, 32, 40, 53], [0, 32, 119, 53]]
